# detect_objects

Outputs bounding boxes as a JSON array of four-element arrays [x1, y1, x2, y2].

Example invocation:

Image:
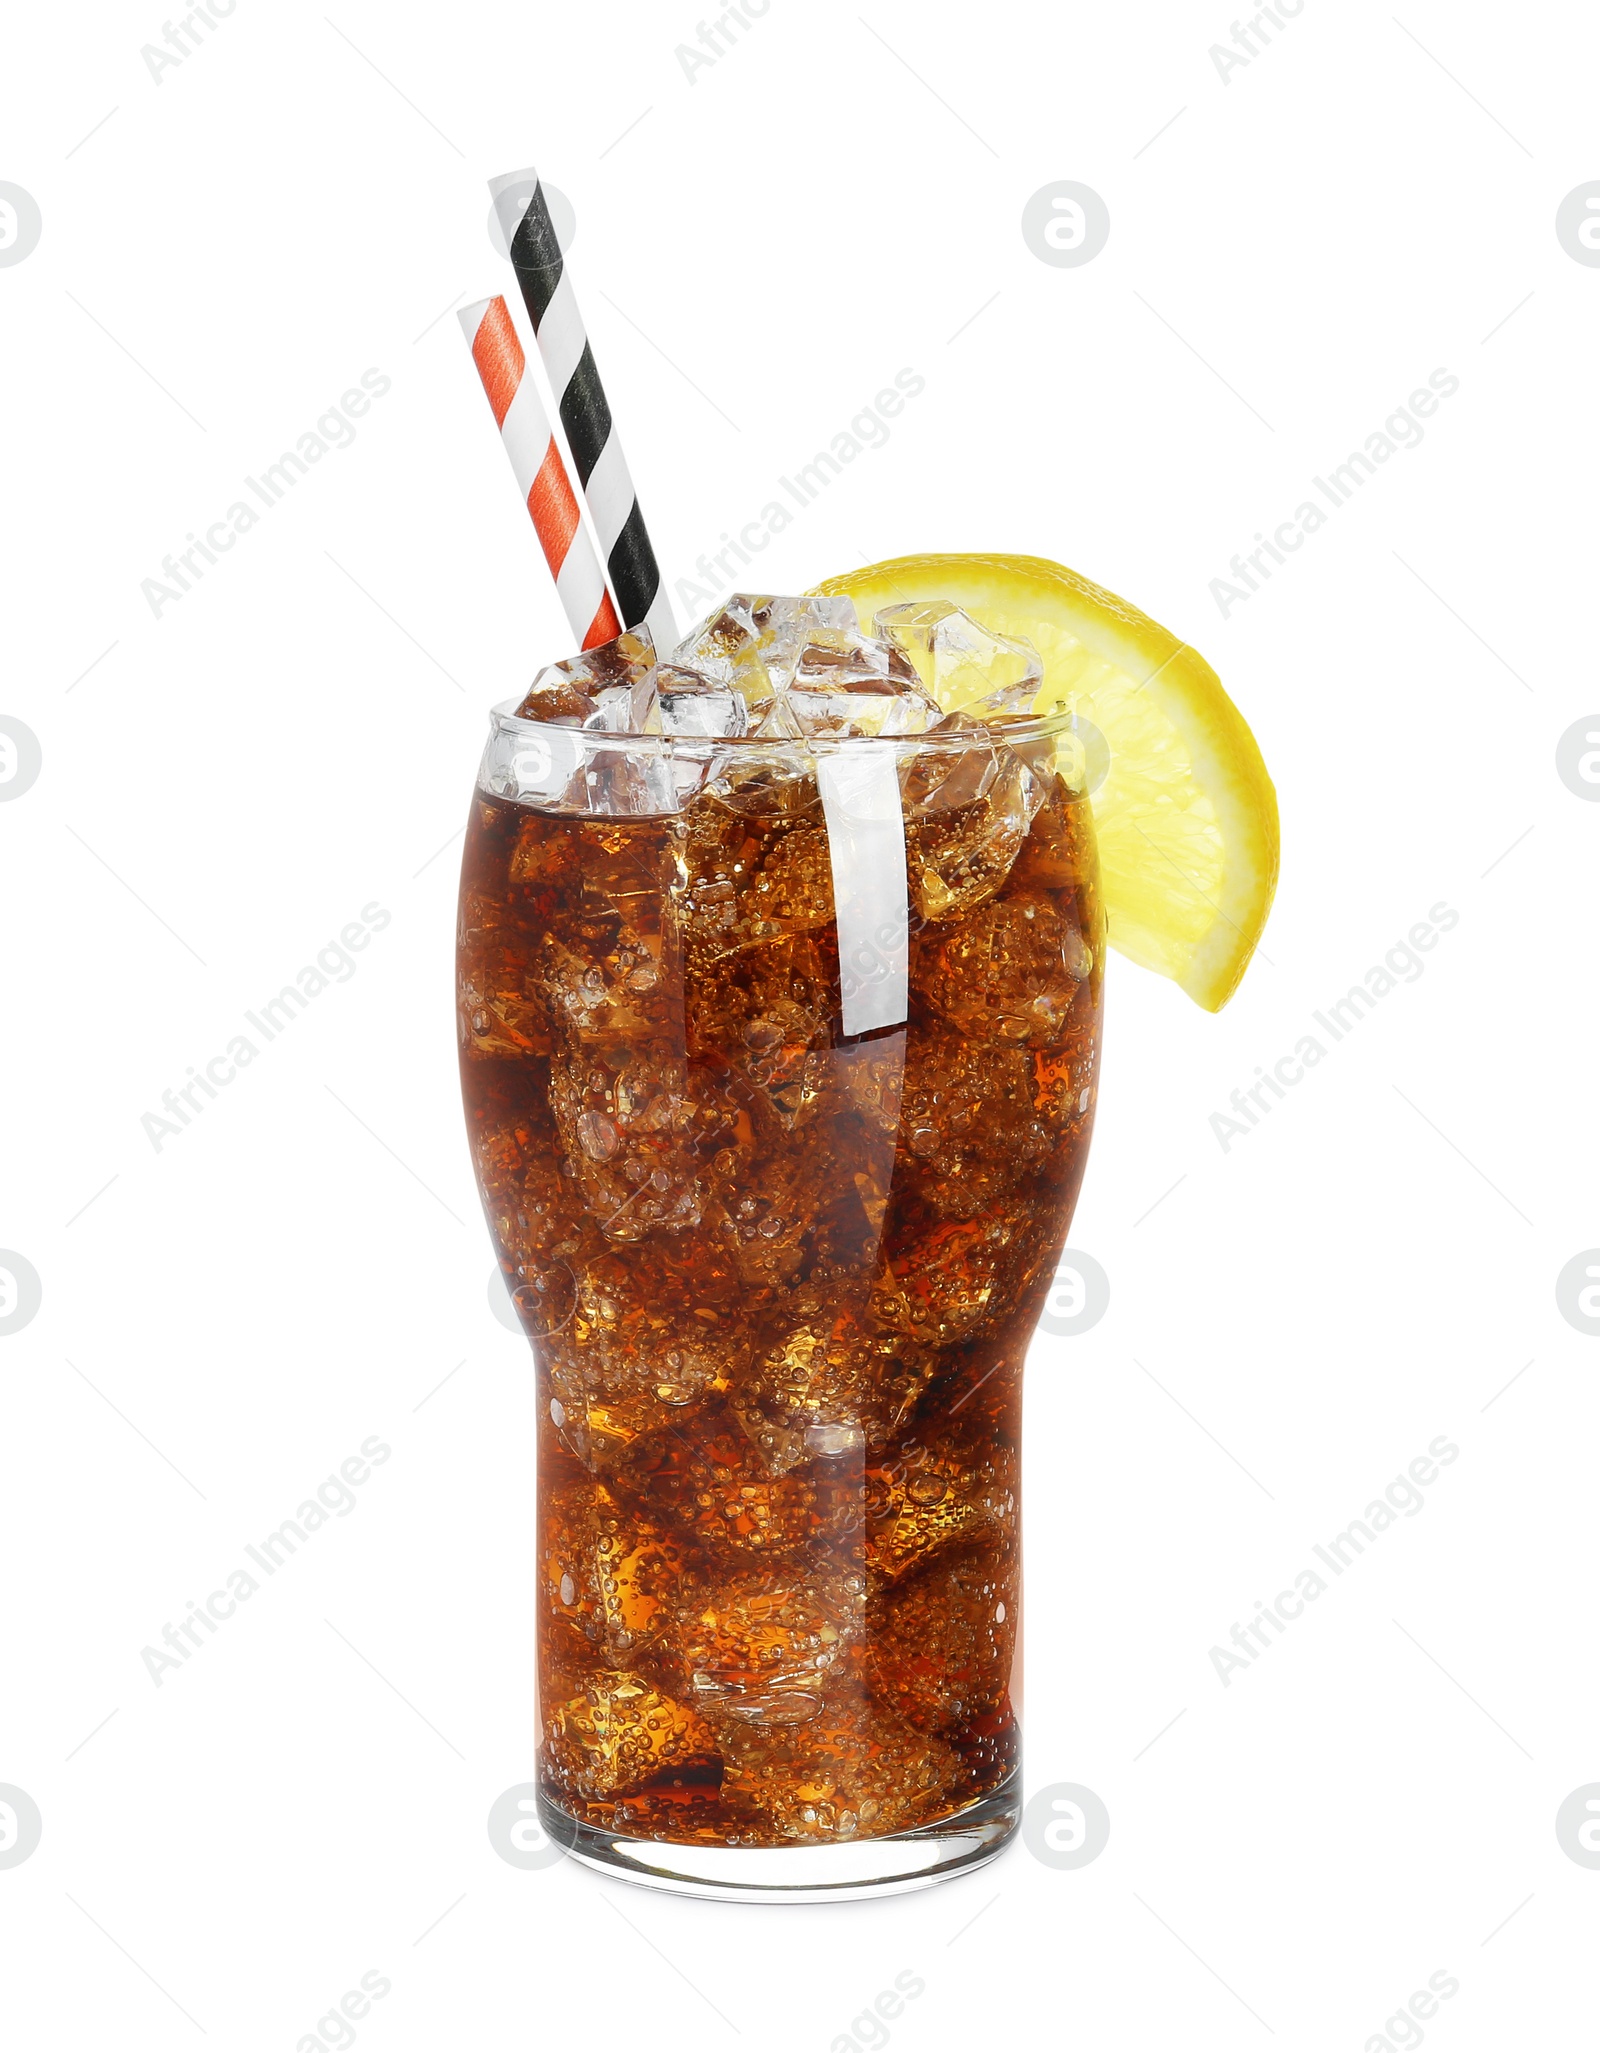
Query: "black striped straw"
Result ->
[[489, 168, 677, 652]]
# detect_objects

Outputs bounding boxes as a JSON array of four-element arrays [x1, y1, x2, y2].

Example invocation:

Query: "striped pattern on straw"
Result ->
[[458, 295, 621, 653], [489, 168, 677, 653]]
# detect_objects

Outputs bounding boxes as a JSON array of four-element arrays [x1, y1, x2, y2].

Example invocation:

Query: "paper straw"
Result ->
[[458, 296, 621, 653], [818, 747, 910, 1036], [489, 168, 677, 652]]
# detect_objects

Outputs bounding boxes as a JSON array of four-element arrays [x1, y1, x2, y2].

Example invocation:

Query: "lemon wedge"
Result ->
[[811, 552, 1278, 1011]]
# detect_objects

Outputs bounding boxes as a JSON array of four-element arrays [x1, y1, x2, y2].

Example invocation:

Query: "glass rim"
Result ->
[[486, 695, 1083, 755]]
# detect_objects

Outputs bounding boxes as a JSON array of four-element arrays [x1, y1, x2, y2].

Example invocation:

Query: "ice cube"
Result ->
[[793, 633, 916, 688], [538, 1233, 748, 1466], [757, 593, 859, 637], [888, 1203, 1022, 1347], [864, 1434, 1015, 1581], [683, 801, 833, 978], [548, 1048, 704, 1242], [718, 1701, 956, 1839], [457, 889, 553, 1058], [735, 995, 831, 1130], [544, 1479, 688, 1655], [544, 1671, 719, 1799], [893, 1024, 1051, 1216], [670, 609, 740, 680], [729, 1280, 934, 1474], [567, 736, 683, 816], [868, 1548, 1018, 1733], [900, 722, 1043, 919], [749, 694, 805, 739], [876, 602, 1044, 717], [783, 631, 941, 738], [515, 677, 590, 726], [613, 1406, 865, 1556], [671, 597, 861, 726], [587, 676, 659, 734], [672, 595, 858, 674], [670, 1564, 864, 1726], [515, 628, 657, 731], [714, 1143, 816, 1291], [917, 892, 1096, 1049], [701, 742, 819, 819], [656, 664, 749, 739]]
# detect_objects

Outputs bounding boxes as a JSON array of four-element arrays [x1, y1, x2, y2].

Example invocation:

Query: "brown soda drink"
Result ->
[[457, 706, 1102, 1889]]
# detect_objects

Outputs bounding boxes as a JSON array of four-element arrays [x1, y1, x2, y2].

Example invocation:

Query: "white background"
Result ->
[[2, 0, 1597, 2046]]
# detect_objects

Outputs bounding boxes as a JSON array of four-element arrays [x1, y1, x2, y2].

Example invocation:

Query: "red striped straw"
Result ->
[[457, 295, 620, 652]]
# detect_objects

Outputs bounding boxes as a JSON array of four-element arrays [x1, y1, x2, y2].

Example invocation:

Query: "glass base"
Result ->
[[541, 1771, 1020, 1903]]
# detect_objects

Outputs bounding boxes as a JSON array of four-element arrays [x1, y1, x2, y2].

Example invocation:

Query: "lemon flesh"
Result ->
[[811, 553, 1278, 1012]]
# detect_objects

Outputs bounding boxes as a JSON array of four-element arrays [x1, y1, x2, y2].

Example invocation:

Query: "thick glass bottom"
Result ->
[[540, 1771, 1020, 1902]]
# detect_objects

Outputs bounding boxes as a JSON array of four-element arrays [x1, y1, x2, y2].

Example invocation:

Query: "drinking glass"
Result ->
[[457, 699, 1102, 1900]]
